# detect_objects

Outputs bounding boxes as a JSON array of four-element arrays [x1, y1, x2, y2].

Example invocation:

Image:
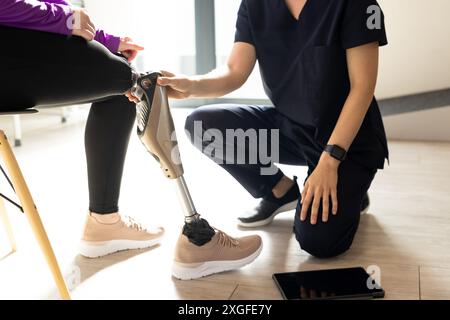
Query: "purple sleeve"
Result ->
[[0, 0, 121, 53], [0, 0, 73, 35], [46, 0, 70, 5], [95, 29, 120, 53]]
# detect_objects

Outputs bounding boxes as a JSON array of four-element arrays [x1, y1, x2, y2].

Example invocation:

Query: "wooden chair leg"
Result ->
[[0, 196, 17, 253], [0, 131, 70, 300], [13, 115, 22, 147]]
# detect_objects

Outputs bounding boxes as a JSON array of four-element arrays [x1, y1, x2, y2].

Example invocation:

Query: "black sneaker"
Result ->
[[361, 193, 370, 214], [238, 177, 300, 228]]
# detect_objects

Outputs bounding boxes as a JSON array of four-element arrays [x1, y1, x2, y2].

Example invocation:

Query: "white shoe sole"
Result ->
[[360, 205, 370, 215], [79, 236, 163, 258], [172, 242, 263, 280], [237, 199, 298, 228]]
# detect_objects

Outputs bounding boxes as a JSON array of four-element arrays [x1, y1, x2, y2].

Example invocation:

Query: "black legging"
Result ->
[[0, 25, 137, 214]]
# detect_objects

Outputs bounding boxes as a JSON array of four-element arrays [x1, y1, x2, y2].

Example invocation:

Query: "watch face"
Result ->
[[326, 145, 346, 161], [334, 147, 346, 159]]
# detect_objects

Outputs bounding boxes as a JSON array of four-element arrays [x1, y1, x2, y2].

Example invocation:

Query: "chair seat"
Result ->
[[0, 109, 39, 116]]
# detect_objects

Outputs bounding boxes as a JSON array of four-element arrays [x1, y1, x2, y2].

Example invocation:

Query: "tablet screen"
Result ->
[[273, 267, 384, 300]]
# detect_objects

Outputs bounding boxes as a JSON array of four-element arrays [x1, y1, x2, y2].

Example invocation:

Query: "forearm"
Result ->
[[190, 65, 247, 98], [326, 42, 379, 156], [188, 42, 256, 98], [0, 0, 73, 35], [327, 87, 374, 151]]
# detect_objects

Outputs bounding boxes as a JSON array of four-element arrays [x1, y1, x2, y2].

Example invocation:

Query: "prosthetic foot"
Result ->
[[133, 72, 262, 279]]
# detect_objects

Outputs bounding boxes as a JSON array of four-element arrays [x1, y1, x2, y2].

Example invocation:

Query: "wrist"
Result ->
[[188, 77, 201, 98], [319, 151, 341, 169]]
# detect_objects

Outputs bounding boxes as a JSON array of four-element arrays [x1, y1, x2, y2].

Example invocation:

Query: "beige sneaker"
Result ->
[[79, 212, 164, 258], [172, 229, 262, 280]]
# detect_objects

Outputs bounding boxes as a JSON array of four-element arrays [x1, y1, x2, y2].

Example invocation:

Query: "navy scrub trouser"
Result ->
[[185, 104, 377, 258]]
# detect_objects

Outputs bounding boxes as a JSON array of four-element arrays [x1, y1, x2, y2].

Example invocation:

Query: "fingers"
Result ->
[[157, 71, 181, 87], [127, 50, 138, 62], [157, 77, 169, 86], [157, 76, 177, 87], [160, 70, 176, 77], [300, 185, 312, 222], [310, 190, 321, 225], [322, 192, 330, 223], [129, 42, 145, 51], [125, 91, 139, 103], [86, 28, 95, 41], [122, 42, 145, 52], [300, 185, 337, 224], [331, 189, 338, 215], [87, 20, 96, 37], [79, 29, 94, 41], [165, 87, 188, 99], [122, 50, 138, 62], [128, 95, 139, 103]]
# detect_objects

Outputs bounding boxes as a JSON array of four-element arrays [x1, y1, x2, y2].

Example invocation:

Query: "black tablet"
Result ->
[[273, 267, 385, 300]]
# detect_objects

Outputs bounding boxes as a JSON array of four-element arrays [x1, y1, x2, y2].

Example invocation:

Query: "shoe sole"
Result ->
[[172, 243, 263, 280], [360, 205, 370, 215], [361, 195, 370, 215], [237, 199, 298, 228], [79, 236, 163, 258]]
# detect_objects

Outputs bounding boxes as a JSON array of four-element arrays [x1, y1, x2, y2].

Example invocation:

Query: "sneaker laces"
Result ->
[[215, 229, 239, 248], [124, 216, 146, 231]]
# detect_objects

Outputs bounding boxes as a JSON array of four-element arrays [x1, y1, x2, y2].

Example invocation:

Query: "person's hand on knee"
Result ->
[[71, 8, 96, 41], [300, 152, 339, 225]]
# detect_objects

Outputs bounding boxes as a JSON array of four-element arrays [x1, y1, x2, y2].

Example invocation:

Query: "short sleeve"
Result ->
[[341, 0, 388, 49], [234, 0, 254, 45]]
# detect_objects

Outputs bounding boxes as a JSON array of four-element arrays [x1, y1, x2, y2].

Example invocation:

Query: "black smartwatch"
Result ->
[[324, 144, 347, 162]]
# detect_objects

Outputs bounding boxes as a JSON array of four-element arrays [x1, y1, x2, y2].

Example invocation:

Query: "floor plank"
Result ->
[[420, 266, 450, 300]]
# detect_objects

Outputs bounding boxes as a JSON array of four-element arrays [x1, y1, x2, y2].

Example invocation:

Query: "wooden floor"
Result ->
[[0, 108, 449, 300]]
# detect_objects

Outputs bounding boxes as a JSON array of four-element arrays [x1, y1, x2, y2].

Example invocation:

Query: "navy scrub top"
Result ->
[[235, 0, 389, 169]]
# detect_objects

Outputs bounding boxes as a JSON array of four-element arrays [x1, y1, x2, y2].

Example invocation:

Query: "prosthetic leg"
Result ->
[[132, 72, 214, 245]]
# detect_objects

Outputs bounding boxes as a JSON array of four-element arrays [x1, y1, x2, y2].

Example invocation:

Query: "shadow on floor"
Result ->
[[46, 245, 160, 299]]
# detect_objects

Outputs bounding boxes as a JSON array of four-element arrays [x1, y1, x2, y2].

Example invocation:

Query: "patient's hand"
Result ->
[[125, 90, 140, 104], [119, 37, 144, 62], [71, 8, 96, 41]]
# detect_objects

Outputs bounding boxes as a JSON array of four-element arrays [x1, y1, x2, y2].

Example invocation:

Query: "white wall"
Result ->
[[384, 105, 450, 142], [83, 0, 196, 73], [377, 0, 450, 98], [83, 0, 450, 99], [216, 0, 450, 99]]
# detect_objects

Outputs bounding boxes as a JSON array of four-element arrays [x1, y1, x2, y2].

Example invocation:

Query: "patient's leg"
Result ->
[[0, 25, 137, 110], [0, 26, 165, 259]]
